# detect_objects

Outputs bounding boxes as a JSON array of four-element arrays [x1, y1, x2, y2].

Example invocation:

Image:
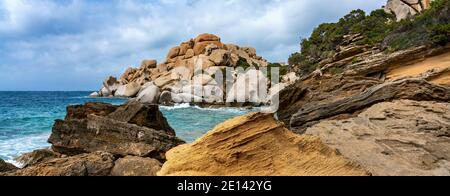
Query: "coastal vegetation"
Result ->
[[289, 0, 450, 76]]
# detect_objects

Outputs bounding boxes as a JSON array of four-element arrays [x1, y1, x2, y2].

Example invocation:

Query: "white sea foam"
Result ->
[[160, 103, 256, 114], [0, 102, 253, 166], [160, 103, 192, 110], [192, 105, 257, 114], [0, 132, 50, 166]]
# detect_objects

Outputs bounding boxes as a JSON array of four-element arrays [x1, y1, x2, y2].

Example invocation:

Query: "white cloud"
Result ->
[[0, 0, 386, 90]]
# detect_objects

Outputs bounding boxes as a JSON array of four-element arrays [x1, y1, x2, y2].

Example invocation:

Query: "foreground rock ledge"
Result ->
[[158, 113, 370, 176], [3, 152, 115, 176], [305, 99, 450, 176]]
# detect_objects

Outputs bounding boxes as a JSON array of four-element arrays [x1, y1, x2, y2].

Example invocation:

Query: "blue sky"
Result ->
[[0, 0, 385, 91]]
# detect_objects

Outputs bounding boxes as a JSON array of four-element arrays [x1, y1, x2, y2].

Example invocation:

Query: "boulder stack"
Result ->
[[91, 33, 290, 106]]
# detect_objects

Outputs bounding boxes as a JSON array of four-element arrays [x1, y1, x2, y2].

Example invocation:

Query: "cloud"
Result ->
[[0, 0, 385, 90]]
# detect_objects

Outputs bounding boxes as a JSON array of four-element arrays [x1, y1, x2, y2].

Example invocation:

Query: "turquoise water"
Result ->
[[0, 91, 250, 162]]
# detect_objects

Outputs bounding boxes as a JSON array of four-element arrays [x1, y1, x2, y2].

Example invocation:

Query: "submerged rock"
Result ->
[[158, 113, 369, 176], [305, 100, 450, 176]]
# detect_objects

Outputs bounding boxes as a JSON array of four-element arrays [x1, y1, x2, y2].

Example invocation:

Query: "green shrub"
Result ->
[[383, 0, 449, 50], [289, 9, 394, 76], [429, 24, 450, 45], [288, 52, 303, 66], [289, 0, 449, 77]]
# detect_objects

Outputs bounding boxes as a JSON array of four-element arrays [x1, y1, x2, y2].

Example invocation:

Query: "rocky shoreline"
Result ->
[[90, 33, 298, 108], [1, 0, 449, 176]]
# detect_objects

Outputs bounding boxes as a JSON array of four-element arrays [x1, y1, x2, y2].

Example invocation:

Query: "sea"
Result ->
[[0, 91, 251, 163]]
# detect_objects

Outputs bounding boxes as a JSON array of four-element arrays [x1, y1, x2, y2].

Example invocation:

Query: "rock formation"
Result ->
[[48, 101, 183, 160], [0, 158, 18, 173], [268, 0, 449, 176], [158, 113, 369, 176], [278, 44, 450, 130], [1, 101, 185, 176], [3, 0, 449, 177], [305, 100, 450, 176], [14, 149, 61, 168], [92, 33, 294, 106], [384, 0, 434, 21], [289, 78, 450, 133]]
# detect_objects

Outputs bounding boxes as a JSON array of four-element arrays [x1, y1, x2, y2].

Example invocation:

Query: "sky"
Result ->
[[0, 0, 385, 91]]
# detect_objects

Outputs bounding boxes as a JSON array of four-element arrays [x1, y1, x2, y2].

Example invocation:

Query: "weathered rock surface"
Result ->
[[3, 99, 185, 176], [305, 100, 450, 176], [115, 82, 141, 97], [14, 149, 61, 168], [384, 0, 433, 21], [278, 75, 382, 125], [99, 76, 120, 97], [2, 152, 115, 176], [158, 113, 369, 176], [108, 100, 175, 135], [65, 102, 118, 120], [278, 44, 450, 130], [386, 51, 450, 85], [289, 79, 450, 133], [0, 158, 18, 173], [111, 156, 162, 176], [136, 82, 160, 104], [48, 101, 184, 159]]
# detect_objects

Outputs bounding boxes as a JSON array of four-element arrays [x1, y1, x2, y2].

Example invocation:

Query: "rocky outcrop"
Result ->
[[278, 44, 450, 129], [115, 82, 141, 97], [386, 51, 450, 85], [0, 158, 18, 173], [384, 0, 434, 21], [2, 99, 184, 176], [91, 33, 289, 107], [3, 152, 115, 176], [65, 102, 118, 120], [158, 113, 369, 176], [305, 100, 450, 176], [111, 156, 162, 176], [48, 101, 184, 160], [99, 76, 120, 97], [289, 79, 450, 133]]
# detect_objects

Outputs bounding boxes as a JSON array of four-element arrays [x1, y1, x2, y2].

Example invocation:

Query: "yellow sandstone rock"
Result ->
[[158, 113, 369, 176]]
